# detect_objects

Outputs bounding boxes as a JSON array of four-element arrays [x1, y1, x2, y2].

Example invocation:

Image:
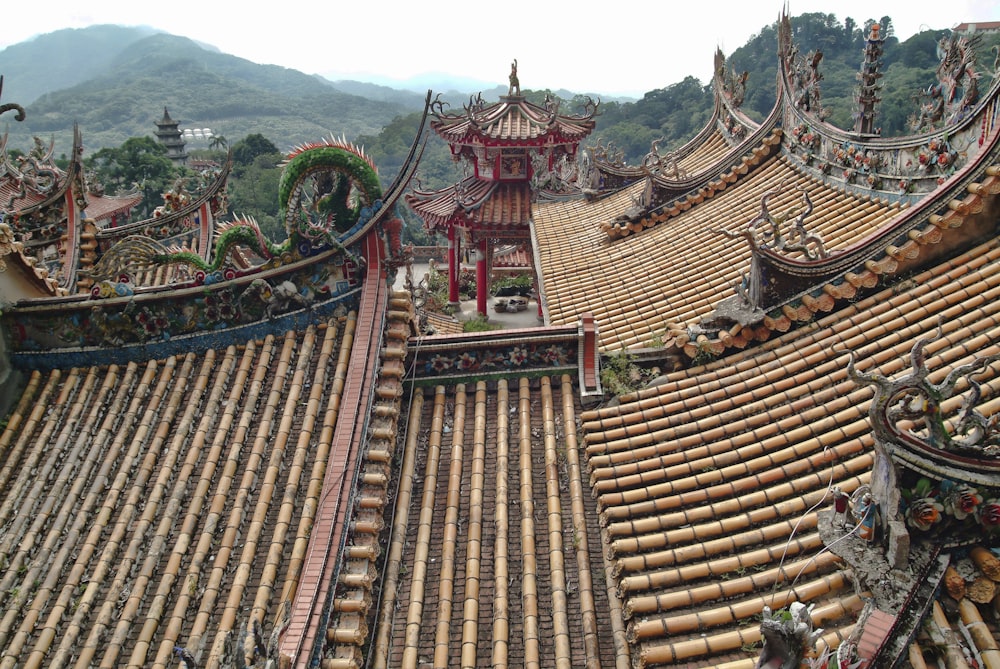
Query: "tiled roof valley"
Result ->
[[376, 375, 623, 668], [0, 316, 355, 668]]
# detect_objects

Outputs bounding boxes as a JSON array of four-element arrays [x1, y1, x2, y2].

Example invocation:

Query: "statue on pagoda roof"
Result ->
[[508, 59, 520, 97]]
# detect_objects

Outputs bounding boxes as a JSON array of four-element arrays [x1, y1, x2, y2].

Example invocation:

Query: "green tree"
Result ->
[[231, 133, 279, 166], [225, 132, 285, 239], [208, 134, 228, 152], [227, 150, 285, 241], [85, 136, 179, 220], [585, 76, 713, 165]]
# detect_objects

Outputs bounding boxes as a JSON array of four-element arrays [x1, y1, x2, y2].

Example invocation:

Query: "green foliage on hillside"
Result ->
[[591, 77, 713, 162], [726, 13, 1000, 137], [1, 33, 413, 154], [0, 25, 159, 104], [226, 134, 285, 241]]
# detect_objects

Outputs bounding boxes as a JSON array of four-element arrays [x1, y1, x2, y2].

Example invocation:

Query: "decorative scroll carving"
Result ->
[[8, 137, 59, 195], [724, 180, 827, 260], [715, 181, 827, 311], [589, 138, 626, 169], [464, 92, 485, 116], [578, 96, 600, 118], [715, 47, 748, 109], [848, 324, 1000, 458], [0, 75, 26, 123], [846, 325, 1000, 544], [779, 13, 825, 119], [725, 70, 749, 109], [429, 93, 450, 116], [794, 50, 825, 115]]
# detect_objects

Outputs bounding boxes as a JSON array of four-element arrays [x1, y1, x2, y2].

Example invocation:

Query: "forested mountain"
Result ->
[[0, 31, 424, 152], [0, 25, 160, 105], [0, 27, 592, 155]]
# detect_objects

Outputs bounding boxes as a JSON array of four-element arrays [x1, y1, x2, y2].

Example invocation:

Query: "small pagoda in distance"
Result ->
[[406, 61, 598, 318], [154, 107, 188, 165]]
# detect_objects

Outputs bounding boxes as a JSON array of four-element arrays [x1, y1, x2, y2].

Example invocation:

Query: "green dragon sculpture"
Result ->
[[93, 137, 383, 284]]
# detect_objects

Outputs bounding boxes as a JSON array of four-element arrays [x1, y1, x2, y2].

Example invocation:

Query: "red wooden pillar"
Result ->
[[528, 249, 545, 323], [476, 237, 489, 316], [534, 272, 543, 321], [448, 225, 460, 305]]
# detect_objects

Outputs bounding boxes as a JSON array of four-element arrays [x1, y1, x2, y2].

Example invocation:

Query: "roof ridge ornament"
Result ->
[[845, 322, 1000, 551], [0, 76, 26, 123], [848, 322, 1000, 458], [590, 138, 626, 169], [543, 93, 560, 124], [854, 21, 885, 135], [779, 13, 826, 120], [464, 92, 485, 117], [715, 49, 748, 110], [429, 93, 451, 117], [715, 180, 827, 311], [716, 179, 827, 257]]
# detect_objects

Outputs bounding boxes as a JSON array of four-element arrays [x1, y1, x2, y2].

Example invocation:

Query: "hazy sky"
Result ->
[[3, 1, 999, 96]]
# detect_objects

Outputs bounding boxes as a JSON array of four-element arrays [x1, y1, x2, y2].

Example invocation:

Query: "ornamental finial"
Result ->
[[508, 59, 520, 96]]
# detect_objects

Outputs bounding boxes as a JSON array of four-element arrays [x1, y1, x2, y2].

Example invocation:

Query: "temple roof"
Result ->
[[492, 243, 533, 269], [157, 106, 178, 127], [0, 220, 66, 297], [534, 154, 906, 349], [4, 12, 1000, 669], [0, 138, 65, 214], [406, 176, 533, 231], [0, 316, 360, 667], [1, 130, 139, 227], [430, 93, 597, 148], [84, 191, 143, 222], [576, 229, 1000, 667], [367, 374, 621, 668]]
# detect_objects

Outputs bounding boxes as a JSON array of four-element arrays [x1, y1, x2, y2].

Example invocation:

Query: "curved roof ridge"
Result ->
[[0, 219, 67, 297], [601, 103, 784, 240], [430, 91, 598, 145], [712, 46, 760, 142], [580, 234, 1000, 664], [684, 158, 1000, 360]]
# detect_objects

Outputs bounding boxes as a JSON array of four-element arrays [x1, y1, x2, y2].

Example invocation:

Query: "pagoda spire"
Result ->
[[155, 107, 188, 165], [854, 22, 885, 136]]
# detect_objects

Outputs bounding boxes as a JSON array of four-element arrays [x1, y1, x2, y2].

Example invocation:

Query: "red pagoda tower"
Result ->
[[406, 63, 598, 317]]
